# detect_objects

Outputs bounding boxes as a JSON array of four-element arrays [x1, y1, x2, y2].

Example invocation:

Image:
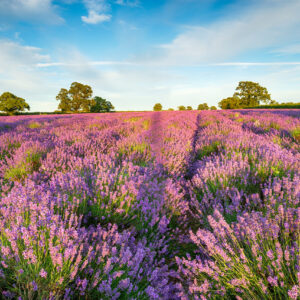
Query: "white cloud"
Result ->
[[0, 40, 60, 111], [0, 40, 50, 69], [115, 0, 139, 7], [36, 61, 137, 67], [83, 0, 109, 11], [35, 48, 183, 110], [157, 0, 300, 65], [81, 0, 138, 24], [81, 10, 111, 24], [37, 60, 300, 68], [0, 0, 64, 25], [81, 0, 111, 24], [23, 43, 300, 110], [1, 38, 300, 112]]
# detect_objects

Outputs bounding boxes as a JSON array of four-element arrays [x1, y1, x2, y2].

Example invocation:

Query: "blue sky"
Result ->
[[0, 0, 300, 111]]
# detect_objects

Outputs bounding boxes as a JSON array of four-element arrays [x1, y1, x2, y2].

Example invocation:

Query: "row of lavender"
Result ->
[[0, 111, 197, 299], [177, 110, 299, 299], [0, 110, 299, 299]]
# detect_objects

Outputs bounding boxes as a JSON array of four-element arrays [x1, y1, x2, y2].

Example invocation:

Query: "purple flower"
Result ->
[[0, 110, 299, 299], [1, 261, 8, 268], [31, 281, 38, 291], [288, 286, 299, 300], [266, 250, 274, 260], [267, 276, 278, 287], [39, 268, 47, 278]]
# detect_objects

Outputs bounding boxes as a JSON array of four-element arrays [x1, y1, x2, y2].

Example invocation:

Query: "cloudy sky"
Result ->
[[0, 0, 300, 111]]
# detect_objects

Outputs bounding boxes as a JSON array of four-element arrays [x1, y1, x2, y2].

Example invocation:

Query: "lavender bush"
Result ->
[[0, 110, 299, 299]]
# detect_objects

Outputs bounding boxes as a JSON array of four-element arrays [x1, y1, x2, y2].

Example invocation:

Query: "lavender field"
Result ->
[[0, 110, 299, 299]]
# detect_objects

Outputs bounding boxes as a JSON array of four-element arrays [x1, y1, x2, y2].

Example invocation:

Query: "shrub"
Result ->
[[176, 208, 299, 299], [153, 103, 162, 111]]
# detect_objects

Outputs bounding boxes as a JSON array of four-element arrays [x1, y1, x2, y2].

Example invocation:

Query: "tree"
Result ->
[[218, 96, 241, 109], [197, 103, 209, 110], [153, 103, 162, 111], [0, 92, 30, 115], [187, 106, 193, 110], [168, 108, 174, 111], [56, 88, 71, 112], [210, 106, 217, 110], [178, 105, 186, 111], [234, 81, 271, 107], [56, 82, 93, 113], [90, 96, 115, 113]]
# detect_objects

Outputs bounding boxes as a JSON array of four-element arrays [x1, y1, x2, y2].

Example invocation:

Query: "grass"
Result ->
[[142, 119, 150, 130], [167, 122, 179, 128], [28, 122, 42, 129], [235, 118, 244, 122], [124, 116, 142, 123], [4, 150, 44, 182], [88, 123, 108, 130], [290, 127, 300, 142], [196, 141, 222, 160], [117, 142, 152, 166]]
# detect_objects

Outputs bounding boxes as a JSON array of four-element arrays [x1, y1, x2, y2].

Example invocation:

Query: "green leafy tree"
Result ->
[[168, 108, 174, 111], [56, 88, 71, 112], [0, 92, 30, 115], [69, 82, 93, 112], [218, 96, 241, 109], [187, 106, 193, 110], [197, 103, 209, 110], [210, 106, 217, 110], [178, 105, 186, 111], [56, 82, 93, 113], [90, 96, 115, 113], [153, 103, 162, 111], [234, 81, 271, 107]]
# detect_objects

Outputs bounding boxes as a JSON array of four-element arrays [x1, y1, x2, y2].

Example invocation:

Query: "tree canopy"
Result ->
[[218, 96, 242, 109], [234, 81, 271, 107], [178, 105, 186, 111], [56, 82, 93, 113], [210, 106, 217, 110], [219, 81, 272, 109], [90, 96, 115, 113], [186, 106, 193, 110], [153, 103, 162, 111], [0, 92, 30, 115], [197, 103, 209, 110], [56, 88, 72, 112]]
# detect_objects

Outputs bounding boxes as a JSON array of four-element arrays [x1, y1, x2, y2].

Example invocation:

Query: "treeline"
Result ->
[[153, 81, 299, 111], [153, 103, 217, 111], [0, 111, 63, 116], [1, 80, 299, 115], [218, 81, 276, 109], [0, 82, 115, 115], [0, 111, 104, 117], [56, 82, 114, 113], [247, 103, 300, 109]]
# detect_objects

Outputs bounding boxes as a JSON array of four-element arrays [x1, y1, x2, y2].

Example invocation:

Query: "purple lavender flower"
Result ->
[[39, 268, 47, 278], [0, 110, 298, 299], [31, 281, 38, 291], [288, 286, 299, 300]]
